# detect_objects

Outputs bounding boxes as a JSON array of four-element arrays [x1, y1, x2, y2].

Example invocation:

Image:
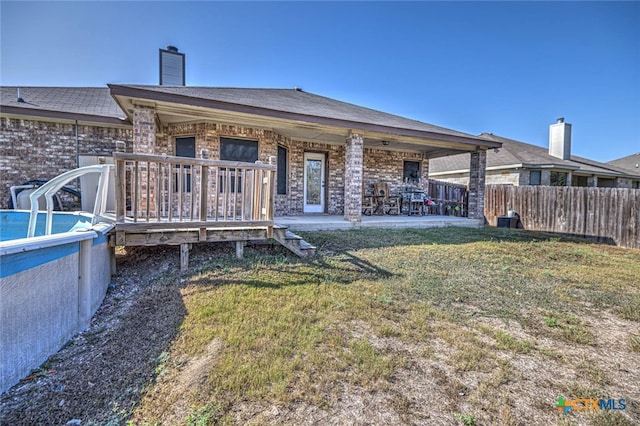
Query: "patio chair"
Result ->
[[362, 183, 375, 215], [373, 182, 400, 215]]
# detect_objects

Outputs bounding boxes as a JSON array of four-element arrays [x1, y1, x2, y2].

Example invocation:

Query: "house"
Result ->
[[1, 85, 501, 222], [429, 118, 640, 189], [607, 152, 640, 176]]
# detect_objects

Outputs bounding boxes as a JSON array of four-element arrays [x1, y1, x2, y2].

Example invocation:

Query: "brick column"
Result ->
[[468, 150, 486, 220], [344, 132, 364, 222], [133, 107, 156, 154], [587, 176, 598, 187], [132, 107, 156, 217], [565, 172, 573, 187], [421, 158, 430, 186]]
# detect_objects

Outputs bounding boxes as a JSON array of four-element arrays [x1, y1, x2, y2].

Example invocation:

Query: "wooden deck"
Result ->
[[111, 152, 293, 268]]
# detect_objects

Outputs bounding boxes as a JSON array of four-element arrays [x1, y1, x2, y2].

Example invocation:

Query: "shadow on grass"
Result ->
[[298, 226, 592, 253], [185, 244, 397, 292]]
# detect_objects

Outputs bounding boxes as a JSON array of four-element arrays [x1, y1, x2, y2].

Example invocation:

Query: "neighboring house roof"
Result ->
[[109, 84, 500, 150], [0, 86, 129, 125], [430, 133, 640, 179], [607, 153, 640, 175]]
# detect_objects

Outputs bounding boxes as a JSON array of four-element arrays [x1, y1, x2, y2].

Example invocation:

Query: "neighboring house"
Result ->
[[1, 85, 501, 221], [607, 152, 640, 176], [0, 87, 134, 208], [429, 118, 640, 189]]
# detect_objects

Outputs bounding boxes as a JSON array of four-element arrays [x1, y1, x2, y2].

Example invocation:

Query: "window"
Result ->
[[403, 161, 420, 184], [573, 175, 588, 187], [277, 145, 287, 195], [176, 136, 196, 158], [220, 137, 258, 162], [175, 136, 195, 192], [219, 137, 259, 193], [550, 171, 568, 186], [529, 170, 541, 185], [597, 178, 615, 188]]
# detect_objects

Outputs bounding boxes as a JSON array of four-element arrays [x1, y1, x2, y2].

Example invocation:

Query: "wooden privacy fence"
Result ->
[[113, 152, 276, 229], [485, 185, 640, 249], [428, 179, 469, 217]]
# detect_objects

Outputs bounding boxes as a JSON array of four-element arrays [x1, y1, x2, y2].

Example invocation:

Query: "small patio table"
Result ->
[[401, 190, 426, 216]]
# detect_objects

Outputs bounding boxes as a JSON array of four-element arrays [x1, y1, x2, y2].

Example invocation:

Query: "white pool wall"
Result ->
[[0, 222, 114, 393]]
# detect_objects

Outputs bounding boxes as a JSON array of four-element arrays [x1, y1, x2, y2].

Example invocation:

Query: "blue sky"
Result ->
[[1, 1, 639, 162]]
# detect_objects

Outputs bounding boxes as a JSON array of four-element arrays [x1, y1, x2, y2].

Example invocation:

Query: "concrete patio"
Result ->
[[275, 214, 483, 232]]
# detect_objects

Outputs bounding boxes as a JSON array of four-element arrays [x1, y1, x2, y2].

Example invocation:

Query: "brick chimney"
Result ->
[[549, 117, 572, 160]]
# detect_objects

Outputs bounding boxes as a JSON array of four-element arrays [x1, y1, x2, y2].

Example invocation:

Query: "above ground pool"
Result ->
[[0, 209, 115, 393]]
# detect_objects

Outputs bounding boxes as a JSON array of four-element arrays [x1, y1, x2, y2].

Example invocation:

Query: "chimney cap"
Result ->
[[556, 117, 565, 124], [166, 45, 179, 52]]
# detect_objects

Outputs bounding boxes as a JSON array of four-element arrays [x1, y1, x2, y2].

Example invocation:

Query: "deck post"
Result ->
[[344, 132, 364, 222], [180, 243, 190, 272], [235, 241, 245, 259], [110, 246, 117, 276]]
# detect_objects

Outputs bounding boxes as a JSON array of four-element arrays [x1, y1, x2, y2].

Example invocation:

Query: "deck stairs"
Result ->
[[272, 225, 316, 258]]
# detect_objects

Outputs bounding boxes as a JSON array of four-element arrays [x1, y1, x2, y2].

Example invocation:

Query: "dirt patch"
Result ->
[[157, 339, 225, 424]]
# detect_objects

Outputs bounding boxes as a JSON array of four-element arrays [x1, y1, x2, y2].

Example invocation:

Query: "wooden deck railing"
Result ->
[[113, 152, 276, 230]]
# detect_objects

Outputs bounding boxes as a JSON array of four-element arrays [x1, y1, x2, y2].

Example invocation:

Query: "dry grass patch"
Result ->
[[128, 228, 639, 425]]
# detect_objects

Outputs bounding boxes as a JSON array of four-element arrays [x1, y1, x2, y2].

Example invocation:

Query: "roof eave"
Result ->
[[430, 164, 525, 175], [0, 105, 131, 126], [521, 163, 580, 171], [108, 84, 501, 150]]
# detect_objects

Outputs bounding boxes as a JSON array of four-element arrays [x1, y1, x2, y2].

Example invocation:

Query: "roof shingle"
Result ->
[[1, 87, 127, 120]]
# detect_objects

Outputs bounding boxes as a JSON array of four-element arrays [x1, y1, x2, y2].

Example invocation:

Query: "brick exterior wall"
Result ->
[[363, 148, 427, 192], [431, 169, 520, 187], [157, 122, 277, 163], [282, 140, 346, 216], [0, 117, 132, 208], [468, 150, 487, 220]]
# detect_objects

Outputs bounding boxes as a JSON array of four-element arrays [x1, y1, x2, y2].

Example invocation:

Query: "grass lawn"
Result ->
[[129, 227, 639, 425]]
